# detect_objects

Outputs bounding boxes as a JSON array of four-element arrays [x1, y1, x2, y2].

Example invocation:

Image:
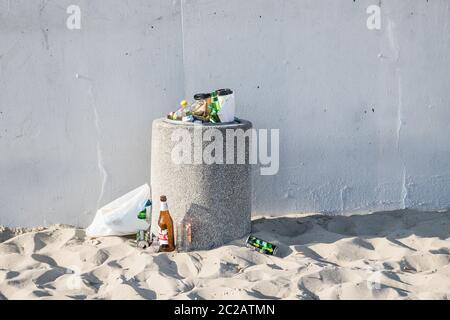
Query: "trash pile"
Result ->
[[167, 88, 235, 124], [86, 93, 277, 254], [86, 184, 275, 255], [86, 184, 192, 253]]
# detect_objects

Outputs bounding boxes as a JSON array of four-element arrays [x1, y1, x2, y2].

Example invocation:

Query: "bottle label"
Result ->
[[158, 227, 169, 245], [160, 201, 168, 211]]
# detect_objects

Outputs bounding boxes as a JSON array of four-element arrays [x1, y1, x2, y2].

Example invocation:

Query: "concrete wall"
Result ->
[[0, 0, 185, 226], [1, 0, 449, 226]]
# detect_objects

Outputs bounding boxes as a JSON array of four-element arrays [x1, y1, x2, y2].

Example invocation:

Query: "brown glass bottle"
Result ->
[[158, 195, 175, 252]]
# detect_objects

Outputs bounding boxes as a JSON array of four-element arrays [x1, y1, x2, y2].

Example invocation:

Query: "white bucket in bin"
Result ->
[[217, 88, 235, 123]]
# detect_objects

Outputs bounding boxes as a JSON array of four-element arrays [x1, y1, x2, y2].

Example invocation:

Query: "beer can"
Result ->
[[245, 235, 277, 256], [136, 230, 150, 249]]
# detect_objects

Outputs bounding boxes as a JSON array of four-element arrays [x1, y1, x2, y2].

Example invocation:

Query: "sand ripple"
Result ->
[[0, 209, 449, 300]]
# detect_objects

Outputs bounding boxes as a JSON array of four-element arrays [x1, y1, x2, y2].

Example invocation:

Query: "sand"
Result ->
[[0, 209, 449, 300]]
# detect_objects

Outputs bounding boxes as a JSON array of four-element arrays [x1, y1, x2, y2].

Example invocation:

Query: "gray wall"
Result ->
[[1, 0, 449, 227], [0, 0, 185, 226]]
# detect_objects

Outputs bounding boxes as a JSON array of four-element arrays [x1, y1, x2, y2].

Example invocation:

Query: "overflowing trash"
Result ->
[[86, 186, 276, 255], [84, 91, 277, 255], [168, 88, 236, 124], [85, 185, 193, 252]]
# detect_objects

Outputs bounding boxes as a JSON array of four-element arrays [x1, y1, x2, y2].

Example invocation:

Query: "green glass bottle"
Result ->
[[137, 209, 146, 220], [208, 91, 221, 123]]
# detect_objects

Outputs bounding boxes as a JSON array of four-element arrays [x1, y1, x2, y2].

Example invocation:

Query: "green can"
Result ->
[[246, 235, 277, 256]]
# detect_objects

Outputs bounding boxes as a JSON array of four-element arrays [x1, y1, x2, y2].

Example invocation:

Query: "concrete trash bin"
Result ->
[[150, 118, 252, 250]]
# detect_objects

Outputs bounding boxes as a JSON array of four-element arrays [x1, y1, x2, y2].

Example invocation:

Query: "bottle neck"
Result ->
[[160, 201, 168, 211]]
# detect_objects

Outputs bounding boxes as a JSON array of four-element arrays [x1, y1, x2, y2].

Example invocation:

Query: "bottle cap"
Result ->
[[160, 195, 167, 202]]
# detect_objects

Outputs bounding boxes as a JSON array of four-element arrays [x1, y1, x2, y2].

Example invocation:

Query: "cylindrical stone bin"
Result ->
[[150, 118, 252, 251]]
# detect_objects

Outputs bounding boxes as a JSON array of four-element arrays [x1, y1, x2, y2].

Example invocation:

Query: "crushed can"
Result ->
[[246, 235, 277, 256]]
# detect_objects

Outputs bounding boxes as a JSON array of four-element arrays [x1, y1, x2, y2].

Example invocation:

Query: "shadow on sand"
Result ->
[[250, 209, 450, 258]]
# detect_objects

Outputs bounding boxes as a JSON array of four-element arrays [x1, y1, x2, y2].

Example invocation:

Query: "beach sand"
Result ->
[[0, 209, 449, 300]]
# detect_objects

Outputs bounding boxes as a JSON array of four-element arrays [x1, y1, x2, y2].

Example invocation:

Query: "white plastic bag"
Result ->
[[86, 184, 151, 237]]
